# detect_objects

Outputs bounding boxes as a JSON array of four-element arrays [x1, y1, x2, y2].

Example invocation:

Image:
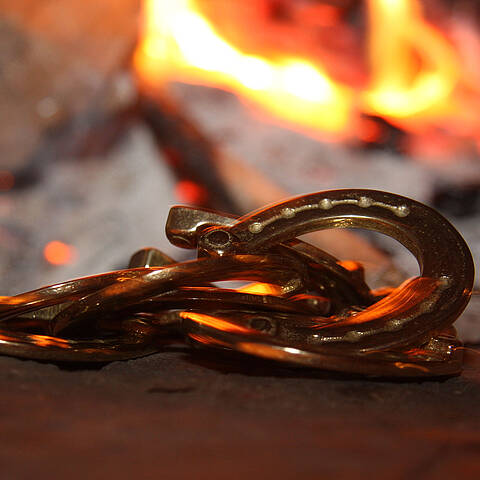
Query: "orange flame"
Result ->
[[134, 0, 480, 150], [134, 0, 352, 136], [363, 0, 459, 119]]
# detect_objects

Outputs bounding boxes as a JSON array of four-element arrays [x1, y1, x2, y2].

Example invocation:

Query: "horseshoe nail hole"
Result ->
[[395, 205, 410, 217], [358, 196, 373, 208], [250, 317, 274, 333], [249, 222, 263, 234], [439, 275, 452, 288], [281, 207, 296, 218], [204, 229, 231, 247], [319, 198, 333, 210]]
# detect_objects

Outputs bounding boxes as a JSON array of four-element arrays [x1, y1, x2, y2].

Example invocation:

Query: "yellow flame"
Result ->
[[134, 0, 478, 142], [134, 0, 352, 135], [363, 0, 459, 118]]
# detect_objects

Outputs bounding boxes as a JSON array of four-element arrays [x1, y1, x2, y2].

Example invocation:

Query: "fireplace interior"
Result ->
[[1, 1, 480, 477]]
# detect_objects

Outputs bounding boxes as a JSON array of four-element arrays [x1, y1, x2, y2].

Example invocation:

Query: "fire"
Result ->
[[134, 0, 480, 150], [364, 0, 458, 118], [134, 0, 351, 135]]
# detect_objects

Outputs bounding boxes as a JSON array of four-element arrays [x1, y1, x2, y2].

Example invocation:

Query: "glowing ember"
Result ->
[[134, 0, 480, 153], [175, 179, 208, 204], [0, 171, 15, 192], [43, 241, 77, 266]]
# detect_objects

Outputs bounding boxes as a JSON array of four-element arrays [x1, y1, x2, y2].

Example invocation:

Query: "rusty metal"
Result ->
[[0, 189, 474, 377]]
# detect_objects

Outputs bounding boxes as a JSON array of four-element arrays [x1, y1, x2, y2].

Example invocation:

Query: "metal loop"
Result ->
[[0, 189, 474, 376], [193, 190, 474, 351]]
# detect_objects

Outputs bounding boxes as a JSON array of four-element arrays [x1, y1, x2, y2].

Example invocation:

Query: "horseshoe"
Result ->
[[182, 310, 463, 377], [181, 189, 474, 375], [166, 205, 374, 310]]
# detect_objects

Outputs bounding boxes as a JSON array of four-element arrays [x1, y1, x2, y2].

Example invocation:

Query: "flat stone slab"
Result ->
[[1, 346, 479, 479]]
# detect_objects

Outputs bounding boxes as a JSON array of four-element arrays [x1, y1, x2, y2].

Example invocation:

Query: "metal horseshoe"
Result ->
[[181, 189, 474, 376]]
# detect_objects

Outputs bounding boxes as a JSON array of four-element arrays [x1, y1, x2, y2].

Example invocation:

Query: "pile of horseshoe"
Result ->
[[0, 190, 474, 377]]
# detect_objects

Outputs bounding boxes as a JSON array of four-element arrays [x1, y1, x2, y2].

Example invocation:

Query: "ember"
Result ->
[[43, 241, 77, 266], [0, 171, 15, 192]]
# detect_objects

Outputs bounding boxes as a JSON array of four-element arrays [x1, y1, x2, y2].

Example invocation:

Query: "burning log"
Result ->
[[138, 93, 242, 214]]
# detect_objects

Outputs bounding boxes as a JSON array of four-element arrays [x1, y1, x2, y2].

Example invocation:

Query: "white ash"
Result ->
[[0, 125, 184, 295]]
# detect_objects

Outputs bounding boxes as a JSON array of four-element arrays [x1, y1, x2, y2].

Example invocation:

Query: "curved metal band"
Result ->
[[182, 313, 463, 377], [0, 268, 157, 321], [0, 316, 161, 362], [47, 254, 306, 335], [200, 190, 474, 350], [0, 256, 305, 360], [167, 205, 374, 309]]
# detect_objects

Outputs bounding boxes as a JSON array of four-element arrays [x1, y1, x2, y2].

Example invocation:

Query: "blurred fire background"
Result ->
[[0, 0, 479, 339]]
